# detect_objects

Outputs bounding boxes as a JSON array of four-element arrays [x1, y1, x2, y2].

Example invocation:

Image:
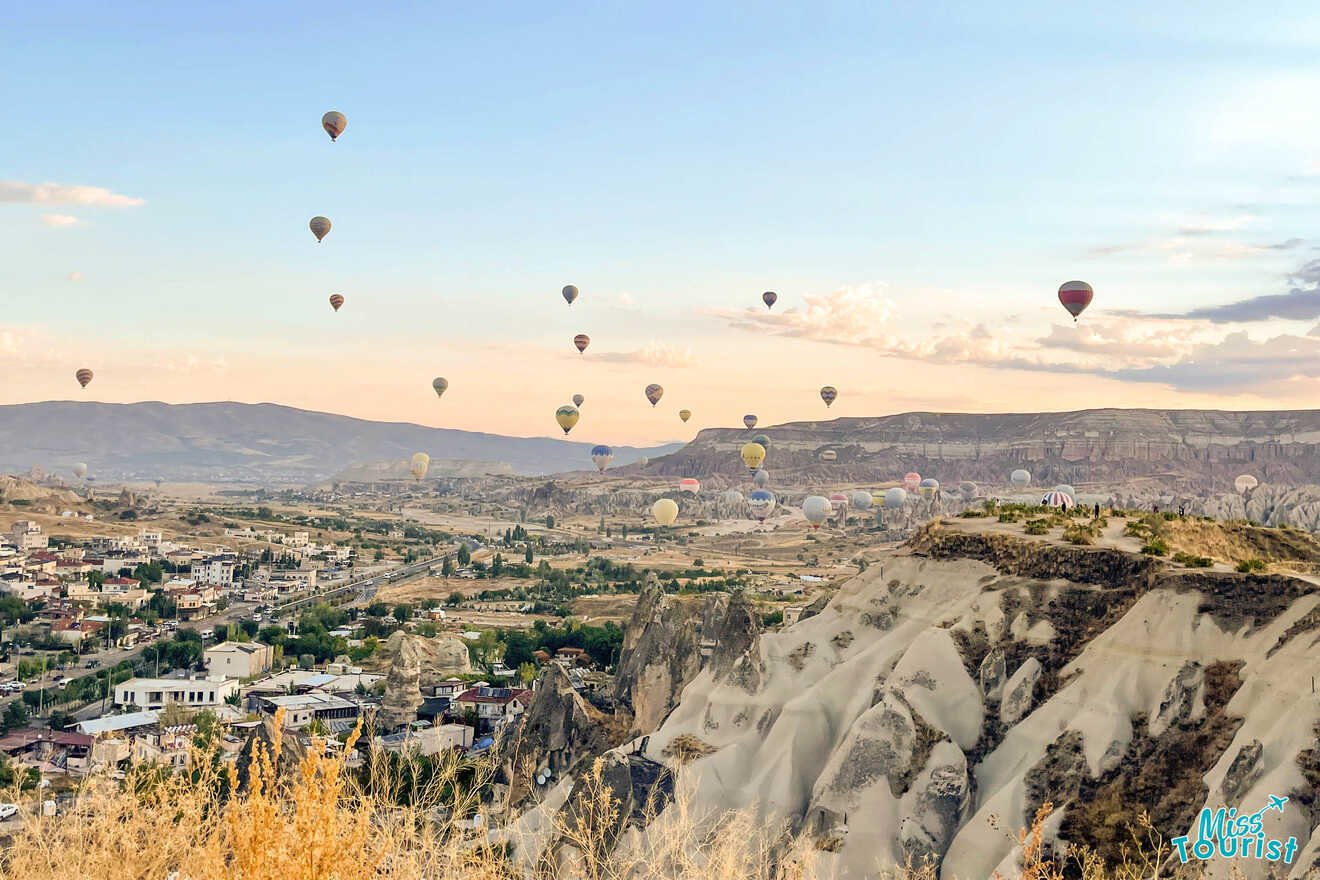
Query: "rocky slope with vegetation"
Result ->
[[538, 522, 1320, 878]]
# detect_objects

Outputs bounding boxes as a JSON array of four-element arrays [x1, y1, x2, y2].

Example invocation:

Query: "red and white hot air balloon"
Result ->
[[903, 472, 921, 493], [1058, 280, 1093, 321], [679, 478, 700, 494], [75, 368, 93, 388]]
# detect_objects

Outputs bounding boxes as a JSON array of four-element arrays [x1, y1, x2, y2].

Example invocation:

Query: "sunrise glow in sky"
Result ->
[[5, 2, 1320, 445]]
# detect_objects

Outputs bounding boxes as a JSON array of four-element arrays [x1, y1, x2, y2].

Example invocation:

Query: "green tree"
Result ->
[[374, 549, 385, 562], [457, 544, 471, 566], [299, 653, 316, 670], [524, 546, 533, 564], [491, 553, 503, 577], [441, 555, 453, 577], [446, 591, 463, 607], [518, 662, 537, 687], [545, 515, 555, 529], [393, 603, 412, 623], [2, 700, 28, 732], [48, 709, 74, 730]]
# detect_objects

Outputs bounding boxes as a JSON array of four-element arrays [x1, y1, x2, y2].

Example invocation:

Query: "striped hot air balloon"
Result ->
[[918, 478, 940, 500], [309, 216, 331, 242], [743, 414, 757, 430], [590, 445, 613, 473], [1058, 280, 1093, 321], [555, 405, 580, 434], [573, 334, 590, 354], [903, 472, 921, 493], [329, 294, 344, 312], [820, 449, 837, 462], [820, 386, 837, 407], [762, 291, 777, 309], [679, 478, 700, 494], [75, 368, 93, 388], [1041, 490, 1073, 508], [829, 492, 849, 513], [645, 384, 664, 406]]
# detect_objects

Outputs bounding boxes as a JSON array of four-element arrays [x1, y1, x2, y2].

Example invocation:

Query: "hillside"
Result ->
[[505, 521, 1320, 878], [640, 408, 1320, 494], [0, 401, 681, 484]]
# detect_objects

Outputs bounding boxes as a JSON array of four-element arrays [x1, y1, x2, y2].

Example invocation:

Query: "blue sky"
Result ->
[[5, 2, 1320, 444]]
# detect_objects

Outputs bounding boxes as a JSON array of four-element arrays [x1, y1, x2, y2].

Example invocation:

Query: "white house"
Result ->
[[204, 641, 274, 679], [10, 522, 47, 552], [114, 674, 239, 711], [193, 557, 236, 586]]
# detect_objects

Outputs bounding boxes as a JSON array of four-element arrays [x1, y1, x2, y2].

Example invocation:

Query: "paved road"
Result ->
[[272, 554, 451, 616]]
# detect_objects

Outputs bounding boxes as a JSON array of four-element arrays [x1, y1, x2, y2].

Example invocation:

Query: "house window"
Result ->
[[209, 692, 215, 702]]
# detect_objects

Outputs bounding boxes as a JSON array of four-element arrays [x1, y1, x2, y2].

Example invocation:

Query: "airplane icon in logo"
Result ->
[[1267, 795, 1288, 813]]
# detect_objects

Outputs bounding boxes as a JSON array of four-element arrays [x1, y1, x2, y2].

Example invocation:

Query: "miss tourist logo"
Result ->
[[1172, 795, 1298, 865]]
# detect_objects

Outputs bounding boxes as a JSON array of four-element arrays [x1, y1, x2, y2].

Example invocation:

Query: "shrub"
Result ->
[[1236, 558, 1266, 572], [998, 511, 1021, 523], [1024, 519, 1050, 535], [958, 509, 987, 518], [1063, 524, 1094, 545], [1172, 552, 1213, 568], [1141, 538, 1169, 556]]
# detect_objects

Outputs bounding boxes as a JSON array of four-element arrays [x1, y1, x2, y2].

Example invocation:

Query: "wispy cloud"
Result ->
[[39, 213, 80, 228], [67, 271, 82, 282], [0, 180, 144, 207], [594, 340, 698, 368], [720, 283, 897, 345], [1132, 258, 1320, 323]]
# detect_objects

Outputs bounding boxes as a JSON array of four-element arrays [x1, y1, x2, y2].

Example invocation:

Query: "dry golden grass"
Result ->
[[0, 716, 1208, 880]]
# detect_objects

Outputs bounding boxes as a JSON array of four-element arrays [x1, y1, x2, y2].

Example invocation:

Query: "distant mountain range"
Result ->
[[0, 401, 682, 484], [644, 407, 1320, 494]]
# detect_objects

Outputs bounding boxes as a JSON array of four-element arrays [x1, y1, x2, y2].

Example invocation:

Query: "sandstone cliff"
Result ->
[[375, 631, 472, 730]]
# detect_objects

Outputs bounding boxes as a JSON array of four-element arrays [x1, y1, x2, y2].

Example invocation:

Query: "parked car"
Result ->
[[0, 803, 19, 821]]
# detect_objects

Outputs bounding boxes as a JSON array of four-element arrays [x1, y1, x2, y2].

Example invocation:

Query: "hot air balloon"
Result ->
[[321, 111, 347, 141], [748, 489, 776, 520], [722, 489, 744, 510], [851, 490, 873, 511], [884, 487, 907, 509], [829, 492, 849, 513], [329, 294, 344, 312], [1011, 469, 1031, 489], [958, 481, 978, 502], [652, 498, 678, 526], [572, 394, 585, 408], [1042, 490, 1073, 508], [555, 405, 580, 434], [590, 445, 613, 473], [637, 456, 649, 467], [678, 409, 691, 423], [562, 285, 579, 305], [903, 473, 921, 493], [762, 291, 777, 309], [75, 368, 93, 388], [410, 453, 430, 482], [753, 469, 770, 488], [820, 386, 837, 407], [1053, 484, 1076, 499], [309, 216, 331, 242], [432, 377, 448, 398], [871, 490, 886, 508], [1058, 280, 1093, 321], [680, 478, 700, 495], [743, 414, 758, 430], [752, 433, 770, 449], [740, 442, 766, 473], [1234, 475, 1258, 494], [573, 334, 590, 354], [73, 463, 87, 479], [820, 450, 837, 462], [645, 384, 663, 406], [918, 478, 940, 500], [802, 496, 831, 529]]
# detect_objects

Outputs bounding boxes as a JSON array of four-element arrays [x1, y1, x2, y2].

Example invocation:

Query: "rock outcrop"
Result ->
[[502, 664, 613, 788], [376, 631, 471, 729], [639, 528, 1320, 880]]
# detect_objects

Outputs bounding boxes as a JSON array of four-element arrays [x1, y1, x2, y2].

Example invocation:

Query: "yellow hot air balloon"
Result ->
[[322, 111, 347, 141], [740, 442, 766, 472], [555, 405, 580, 434], [410, 452, 430, 482], [652, 498, 678, 526], [309, 216, 331, 242], [679, 409, 691, 423]]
